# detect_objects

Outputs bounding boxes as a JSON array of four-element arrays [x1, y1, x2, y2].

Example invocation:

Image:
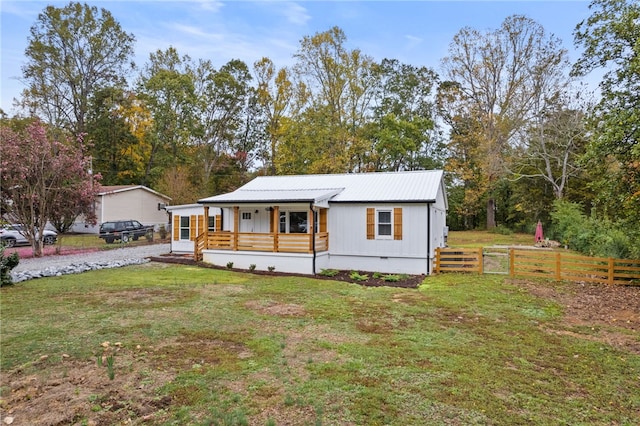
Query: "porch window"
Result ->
[[242, 212, 252, 220], [208, 216, 215, 231], [278, 211, 309, 233], [180, 216, 190, 240]]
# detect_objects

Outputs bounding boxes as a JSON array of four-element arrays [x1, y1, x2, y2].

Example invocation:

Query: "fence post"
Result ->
[[435, 247, 441, 274], [608, 258, 614, 285], [478, 247, 484, 274], [555, 253, 561, 281], [509, 248, 515, 278]]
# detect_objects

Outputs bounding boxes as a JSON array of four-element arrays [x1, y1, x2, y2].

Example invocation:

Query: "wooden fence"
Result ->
[[435, 247, 640, 285]]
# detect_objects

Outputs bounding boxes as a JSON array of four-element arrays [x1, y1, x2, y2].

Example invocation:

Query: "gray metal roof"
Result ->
[[198, 170, 444, 204]]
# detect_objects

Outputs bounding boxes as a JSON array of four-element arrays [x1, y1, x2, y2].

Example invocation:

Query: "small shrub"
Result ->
[[0, 244, 19, 287], [349, 271, 369, 281], [268, 266, 275, 272], [382, 274, 401, 282], [226, 262, 234, 269], [158, 224, 167, 239], [248, 264, 256, 272], [373, 272, 383, 279], [319, 269, 339, 277]]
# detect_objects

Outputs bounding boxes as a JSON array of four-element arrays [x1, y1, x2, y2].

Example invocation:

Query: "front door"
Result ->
[[240, 211, 254, 232]]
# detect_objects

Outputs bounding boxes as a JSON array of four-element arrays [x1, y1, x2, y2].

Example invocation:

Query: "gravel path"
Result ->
[[10, 243, 171, 282]]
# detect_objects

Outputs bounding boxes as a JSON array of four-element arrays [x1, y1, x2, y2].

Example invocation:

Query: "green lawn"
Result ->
[[448, 229, 537, 247], [1, 264, 638, 425]]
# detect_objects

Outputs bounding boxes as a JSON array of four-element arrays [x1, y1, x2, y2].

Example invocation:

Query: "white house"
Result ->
[[71, 185, 171, 233], [166, 204, 223, 254], [194, 170, 448, 275]]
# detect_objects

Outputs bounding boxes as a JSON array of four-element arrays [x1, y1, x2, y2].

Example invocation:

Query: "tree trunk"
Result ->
[[33, 240, 43, 258], [486, 198, 496, 229]]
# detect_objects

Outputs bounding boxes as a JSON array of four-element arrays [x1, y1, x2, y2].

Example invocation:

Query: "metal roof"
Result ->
[[198, 170, 444, 205]]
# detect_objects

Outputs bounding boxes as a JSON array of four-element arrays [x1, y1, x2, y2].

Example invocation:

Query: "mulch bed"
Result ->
[[149, 255, 425, 288]]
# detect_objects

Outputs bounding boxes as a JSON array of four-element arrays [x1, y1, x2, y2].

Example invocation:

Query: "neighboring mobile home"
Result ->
[[195, 170, 448, 275], [71, 185, 171, 233]]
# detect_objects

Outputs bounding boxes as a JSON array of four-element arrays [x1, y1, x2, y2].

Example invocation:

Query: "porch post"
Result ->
[[233, 206, 239, 251], [308, 206, 314, 253], [273, 206, 279, 252], [203, 205, 209, 249]]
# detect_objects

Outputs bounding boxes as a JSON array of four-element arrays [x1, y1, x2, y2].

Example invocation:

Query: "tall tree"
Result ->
[[510, 89, 590, 200], [573, 0, 640, 225], [441, 15, 569, 228], [364, 59, 442, 171], [86, 87, 141, 184], [0, 120, 100, 256], [290, 26, 377, 173], [253, 57, 300, 175], [21, 2, 135, 136], [137, 47, 197, 186], [192, 59, 253, 190]]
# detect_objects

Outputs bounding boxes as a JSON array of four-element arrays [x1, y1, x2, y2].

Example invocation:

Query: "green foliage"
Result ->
[[226, 262, 234, 269], [248, 264, 256, 272], [267, 266, 275, 272], [319, 269, 339, 277], [573, 0, 640, 228], [349, 271, 369, 281], [22, 1, 135, 135], [381, 274, 401, 282], [489, 225, 513, 236], [550, 199, 637, 258], [0, 244, 19, 287]]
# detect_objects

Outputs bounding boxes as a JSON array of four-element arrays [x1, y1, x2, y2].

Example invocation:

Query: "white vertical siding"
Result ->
[[328, 204, 429, 257]]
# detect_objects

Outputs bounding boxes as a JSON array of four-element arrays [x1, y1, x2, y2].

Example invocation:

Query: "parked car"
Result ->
[[99, 220, 154, 244], [0, 224, 57, 247]]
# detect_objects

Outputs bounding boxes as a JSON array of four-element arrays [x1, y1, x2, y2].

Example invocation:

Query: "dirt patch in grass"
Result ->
[[511, 279, 640, 354], [1, 347, 175, 426]]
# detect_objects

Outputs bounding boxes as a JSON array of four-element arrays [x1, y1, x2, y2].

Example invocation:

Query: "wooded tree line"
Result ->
[[2, 0, 638, 257]]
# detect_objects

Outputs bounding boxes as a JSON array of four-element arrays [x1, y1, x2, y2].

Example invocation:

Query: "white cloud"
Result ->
[[280, 2, 310, 26]]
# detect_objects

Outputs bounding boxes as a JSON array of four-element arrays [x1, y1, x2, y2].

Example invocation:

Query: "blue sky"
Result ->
[[1, 0, 593, 113]]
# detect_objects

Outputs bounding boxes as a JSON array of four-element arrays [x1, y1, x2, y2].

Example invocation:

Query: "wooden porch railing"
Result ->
[[194, 231, 329, 261]]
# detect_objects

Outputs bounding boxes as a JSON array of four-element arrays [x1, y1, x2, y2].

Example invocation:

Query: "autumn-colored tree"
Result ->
[[137, 47, 197, 187], [441, 15, 569, 228], [86, 87, 142, 185], [290, 26, 377, 173], [0, 120, 100, 256], [253, 57, 302, 174]]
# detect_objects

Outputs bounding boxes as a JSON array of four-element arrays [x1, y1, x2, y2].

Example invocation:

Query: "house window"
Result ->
[[208, 216, 215, 231], [241, 212, 252, 220], [180, 216, 190, 240], [367, 207, 402, 240], [278, 211, 309, 233], [377, 210, 392, 238]]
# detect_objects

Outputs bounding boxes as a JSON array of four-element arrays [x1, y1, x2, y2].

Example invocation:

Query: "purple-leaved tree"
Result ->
[[0, 120, 101, 256]]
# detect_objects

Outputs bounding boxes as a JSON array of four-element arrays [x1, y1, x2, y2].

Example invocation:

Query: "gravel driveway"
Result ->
[[10, 243, 171, 282]]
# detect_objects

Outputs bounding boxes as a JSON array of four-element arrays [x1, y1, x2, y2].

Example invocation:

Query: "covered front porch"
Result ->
[[193, 204, 329, 262]]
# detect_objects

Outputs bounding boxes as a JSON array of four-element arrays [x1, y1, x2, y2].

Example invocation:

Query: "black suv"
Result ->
[[99, 220, 154, 243]]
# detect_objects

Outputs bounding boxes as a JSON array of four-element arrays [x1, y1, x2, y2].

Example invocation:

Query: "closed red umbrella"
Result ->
[[535, 220, 544, 243]]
